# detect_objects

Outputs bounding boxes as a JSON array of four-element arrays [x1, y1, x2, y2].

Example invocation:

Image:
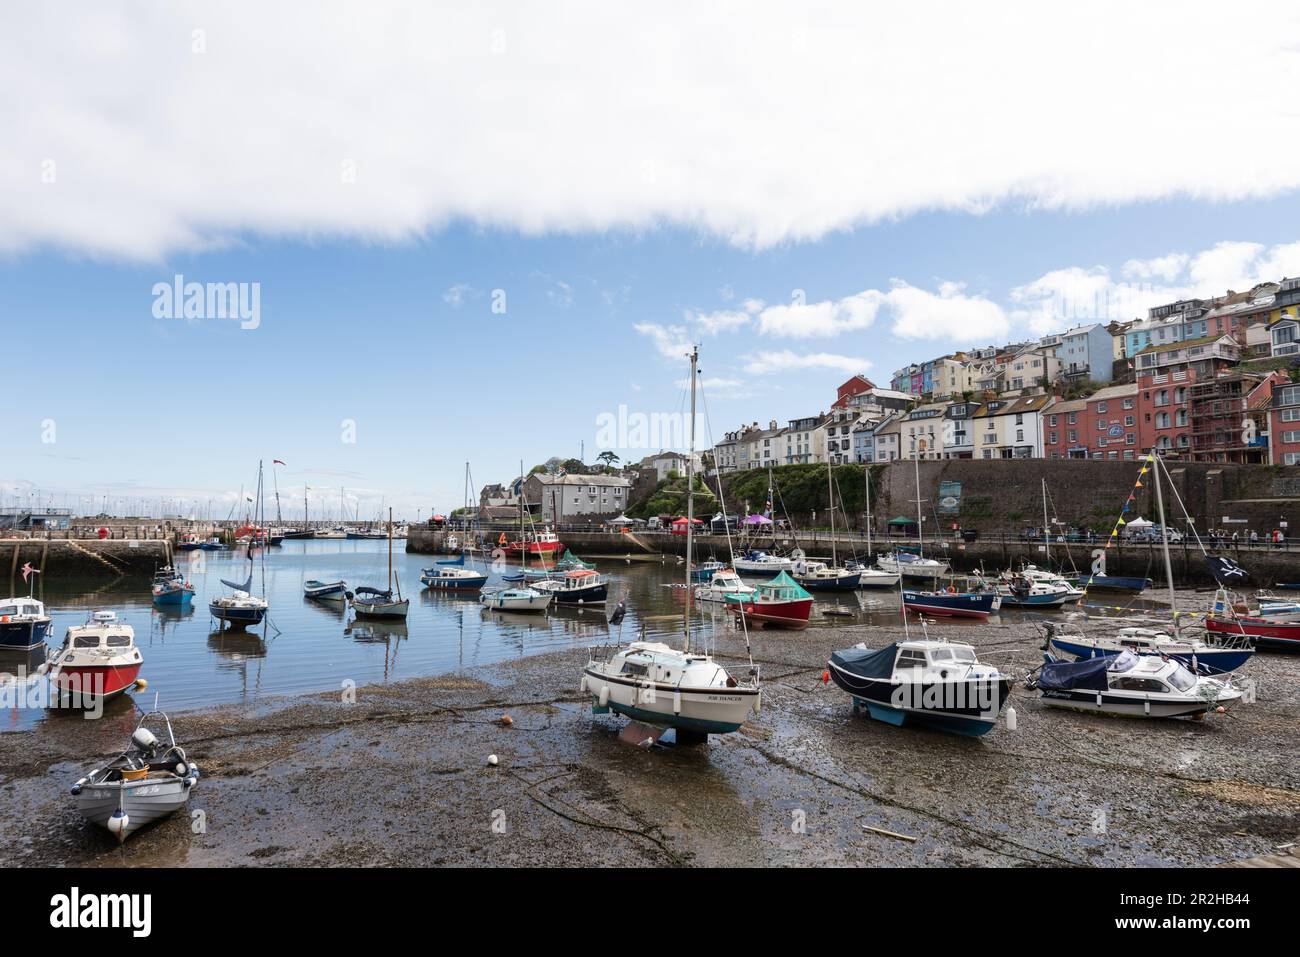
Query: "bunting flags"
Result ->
[[1081, 451, 1156, 600]]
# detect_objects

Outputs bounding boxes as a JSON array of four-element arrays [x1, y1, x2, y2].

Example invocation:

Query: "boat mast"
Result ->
[[827, 457, 837, 566], [1151, 453, 1178, 614], [1041, 477, 1050, 565], [864, 465, 873, 556], [519, 457, 526, 570], [387, 506, 393, 593], [684, 345, 698, 653], [913, 451, 924, 561]]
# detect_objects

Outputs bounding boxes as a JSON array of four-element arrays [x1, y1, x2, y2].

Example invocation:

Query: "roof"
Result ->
[[532, 473, 631, 488], [1085, 383, 1138, 403], [1135, 333, 1233, 356], [1045, 397, 1087, 414]]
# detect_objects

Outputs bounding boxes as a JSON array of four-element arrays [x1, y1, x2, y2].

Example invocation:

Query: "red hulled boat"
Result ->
[[503, 529, 563, 558], [1205, 614, 1300, 650], [726, 572, 814, 629], [47, 611, 144, 702]]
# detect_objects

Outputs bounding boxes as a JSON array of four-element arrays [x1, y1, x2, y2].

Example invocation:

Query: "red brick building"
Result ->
[[1043, 383, 1140, 459], [833, 374, 875, 409], [1269, 379, 1300, 466]]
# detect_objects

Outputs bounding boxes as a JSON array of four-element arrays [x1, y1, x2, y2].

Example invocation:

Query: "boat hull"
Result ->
[[1206, 615, 1300, 650], [794, 572, 862, 592], [303, 580, 348, 600], [1036, 688, 1229, 718], [0, 618, 51, 651], [55, 663, 142, 702], [827, 665, 1010, 737], [480, 593, 551, 613], [208, 602, 266, 626], [1049, 635, 1253, 674], [420, 574, 489, 591], [857, 570, 901, 589], [151, 587, 194, 606], [729, 598, 813, 629], [581, 666, 758, 735], [75, 778, 193, 841], [901, 591, 1000, 619], [548, 582, 608, 605], [352, 599, 410, 620], [1084, 575, 1151, 593]]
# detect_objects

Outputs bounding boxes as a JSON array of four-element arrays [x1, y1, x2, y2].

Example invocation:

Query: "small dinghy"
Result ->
[[1028, 650, 1242, 719], [350, 586, 410, 620], [303, 579, 348, 600], [827, 638, 1011, 736], [71, 710, 199, 844]]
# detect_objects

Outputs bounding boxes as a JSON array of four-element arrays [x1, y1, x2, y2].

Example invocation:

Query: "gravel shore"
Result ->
[[2, 612, 1297, 867]]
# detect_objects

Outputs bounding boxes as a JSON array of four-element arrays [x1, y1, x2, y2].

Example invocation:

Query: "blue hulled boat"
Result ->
[[902, 588, 1000, 619], [0, 595, 52, 650], [1082, 574, 1151, 594], [1045, 624, 1254, 675]]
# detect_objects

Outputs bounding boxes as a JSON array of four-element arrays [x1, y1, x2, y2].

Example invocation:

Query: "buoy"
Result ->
[[1215, 706, 1226, 714], [1006, 706, 1017, 731], [821, 670, 830, 684], [497, 715, 514, 727], [107, 809, 129, 843], [487, 754, 499, 766], [135, 679, 148, 691]]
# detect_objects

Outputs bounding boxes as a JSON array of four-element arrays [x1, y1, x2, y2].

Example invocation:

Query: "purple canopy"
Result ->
[[743, 514, 773, 525]]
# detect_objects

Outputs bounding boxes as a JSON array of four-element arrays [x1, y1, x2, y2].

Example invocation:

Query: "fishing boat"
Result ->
[[1029, 650, 1242, 718], [350, 509, 410, 620], [993, 573, 1072, 608], [901, 586, 1000, 619], [793, 560, 861, 591], [688, 559, 727, 583], [529, 569, 608, 605], [176, 533, 203, 551], [479, 586, 552, 613], [1254, 591, 1300, 618], [419, 565, 489, 590], [727, 571, 814, 629], [70, 709, 199, 844], [504, 529, 563, 559], [0, 571, 51, 650], [692, 567, 754, 603], [582, 345, 760, 742], [151, 572, 195, 606], [827, 638, 1011, 737], [303, 579, 348, 600], [1010, 564, 1083, 600], [46, 611, 145, 702], [1042, 622, 1254, 674], [732, 550, 796, 574], [198, 537, 227, 551]]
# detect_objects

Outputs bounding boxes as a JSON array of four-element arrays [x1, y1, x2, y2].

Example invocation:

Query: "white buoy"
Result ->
[[107, 809, 129, 843], [487, 754, 498, 766], [1006, 706, 1017, 731]]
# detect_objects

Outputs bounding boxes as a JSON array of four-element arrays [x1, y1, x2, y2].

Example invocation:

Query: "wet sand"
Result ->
[[3, 613, 1298, 868]]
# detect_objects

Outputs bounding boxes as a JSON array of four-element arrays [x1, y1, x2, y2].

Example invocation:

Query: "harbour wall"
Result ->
[[0, 538, 173, 584], [406, 526, 1298, 587]]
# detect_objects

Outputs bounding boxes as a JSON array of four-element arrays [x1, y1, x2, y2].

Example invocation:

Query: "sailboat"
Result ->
[[581, 346, 762, 742], [422, 465, 489, 591], [793, 460, 860, 591], [350, 508, 410, 620], [848, 466, 900, 588], [210, 462, 270, 629]]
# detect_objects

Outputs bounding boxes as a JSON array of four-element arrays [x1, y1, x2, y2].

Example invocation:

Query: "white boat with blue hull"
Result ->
[[480, 587, 552, 613], [0, 595, 51, 651], [1042, 622, 1254, 674], [1029, 650, 1242, 719], [420, 566, 489, 590], [70, 710, 199, 844], [827, 638, 1011, 737]]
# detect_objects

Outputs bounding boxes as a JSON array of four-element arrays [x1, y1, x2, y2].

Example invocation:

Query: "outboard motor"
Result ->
[[131, 726, 159, 757]]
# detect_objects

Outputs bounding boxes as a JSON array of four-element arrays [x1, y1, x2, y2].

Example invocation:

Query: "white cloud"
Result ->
[[633, 322, 692, 359], [686, 308, 752, 336], [884, 281, 1009, 342], [1121, 254, 1188, 283], [443, 283, 473, 306], [6, 2, 1300, 259], [756, 291, 883, 338], [741, 350, 869, 376]]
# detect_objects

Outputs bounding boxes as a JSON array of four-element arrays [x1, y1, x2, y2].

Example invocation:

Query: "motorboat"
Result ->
[[315, 526, 348, 540], [419, 566, 490, 591], [529, 569, 608, 605], [504, 529, 563, 559], [1081, 574, 1151, 594], [993, 574, 1072, 608], [198, 537, 227, 551], [351, 586, 410, 620], [46, 611, 144, 702], [71, 710, 199, 844], [582, 641, 761, 740], [732, 550, 797, 574], [303, 579, 348, 600], [793, 560, 862, 592], [176, 534, 203, 551], [688, 560, 727, 583], [1042, 622, 1254, 674], [150, 566, 194, 606], [827, 638, 1011, 737], [692, 568, 754, 603], [1010, 564, 1084, 600], [1028, 650, 1242, 719], [845, 561, 901, 589], [479, 587, 552, 613], [0, 594, 51, 651], [726, 571, 814, 629], [875, 551, 950, 580], [901, 586, 1000, 620], [1205, 588, 1300, 650]]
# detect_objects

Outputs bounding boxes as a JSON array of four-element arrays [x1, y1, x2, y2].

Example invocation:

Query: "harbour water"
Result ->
[[0, 539, 1180, 733]]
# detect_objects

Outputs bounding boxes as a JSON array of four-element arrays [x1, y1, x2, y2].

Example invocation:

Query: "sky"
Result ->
[[3, 2, 1300, 520]]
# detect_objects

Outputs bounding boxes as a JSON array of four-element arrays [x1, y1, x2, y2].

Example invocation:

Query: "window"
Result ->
[[1049, 432, 1058, 444], [1156, 412, 1170, 429], [1174, 387, 1186, 403], [1126, 433, 1135, 445], [1067, 412, 1078, 425], [1048, 415, 1058, 427], [1155, 390, 1169, 407], [1016, 430, 1024, 442], [1278, 386, 1300, 406], [1097, 402, 1107, 413], [1124, 416, 1134, 426], [1122, 398, 1134, 410]]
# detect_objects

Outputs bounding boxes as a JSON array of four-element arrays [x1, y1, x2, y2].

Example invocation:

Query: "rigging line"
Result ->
[[697, 378, 755, 669], [1156, 454, 1210, 559]]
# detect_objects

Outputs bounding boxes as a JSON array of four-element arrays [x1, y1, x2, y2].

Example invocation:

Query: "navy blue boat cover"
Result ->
[[829, 643, 897, 678], [1037, 655, 1115, 692]]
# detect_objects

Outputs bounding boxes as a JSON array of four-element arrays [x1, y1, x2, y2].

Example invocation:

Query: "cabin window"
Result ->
[[73, 635, 99, 648], [1168, 668, 1195, 692], [107, 634, 132, 647], [952, 649, 976, 662], [930, 649, 953, 661], [0, 605, 16, 616], [620, 662, 649, 677], [896, 650, 926, 668], [1114, 677, 1166, 693]]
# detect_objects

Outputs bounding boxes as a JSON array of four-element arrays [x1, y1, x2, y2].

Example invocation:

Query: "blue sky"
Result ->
[[4, 3, 1300, 518]]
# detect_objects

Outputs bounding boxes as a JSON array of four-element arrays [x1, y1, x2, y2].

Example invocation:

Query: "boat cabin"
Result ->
[[0, 598, 46, 620]]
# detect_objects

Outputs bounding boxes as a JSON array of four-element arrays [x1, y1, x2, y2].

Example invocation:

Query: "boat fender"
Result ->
[[580, 676, 588, 694], [175, 761, 187, 775], [1144, 697, 1150, 715], [1006, 707, 1017, 732], [107, 810, 129, 839], [135, 679, 148, 692], [598, 686, 610, 707], [1095, 692, 1102, 707], [672, 690, 681, 715], [754, 691, 761, 715]]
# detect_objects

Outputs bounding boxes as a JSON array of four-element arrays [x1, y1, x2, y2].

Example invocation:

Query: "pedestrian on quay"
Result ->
[[1232, 530, 1239, 545], [1250, 529, 1259, 546]]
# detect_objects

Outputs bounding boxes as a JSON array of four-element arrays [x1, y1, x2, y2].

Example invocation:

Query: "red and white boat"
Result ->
[[46, 611, 144, 702], [1205, 588, 1300, 651], [504, 529, 563, 558], [726, 572, 814, 629]]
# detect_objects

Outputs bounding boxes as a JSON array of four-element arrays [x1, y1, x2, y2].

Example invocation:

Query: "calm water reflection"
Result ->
[[0, 540, 1178, 732]]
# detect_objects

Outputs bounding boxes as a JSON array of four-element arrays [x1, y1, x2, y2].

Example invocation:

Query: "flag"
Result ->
[[1205, 555, 1248, 585], [273, 459, 286, 466]]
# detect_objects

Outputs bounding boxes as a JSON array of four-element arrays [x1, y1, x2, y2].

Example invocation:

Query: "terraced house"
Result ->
[[971, 395, 1050, 459]]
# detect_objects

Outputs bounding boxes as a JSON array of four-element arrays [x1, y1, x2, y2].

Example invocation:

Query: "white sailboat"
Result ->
[[582, 346, 761, 743]]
